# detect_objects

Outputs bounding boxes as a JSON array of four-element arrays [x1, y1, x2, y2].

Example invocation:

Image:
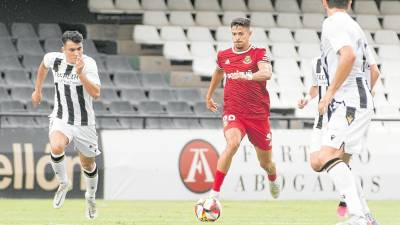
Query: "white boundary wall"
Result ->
[[101, 129, 400, 200]]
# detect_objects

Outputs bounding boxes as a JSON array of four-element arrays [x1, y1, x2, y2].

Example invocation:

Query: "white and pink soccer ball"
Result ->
[[194, 198, 222, 222]]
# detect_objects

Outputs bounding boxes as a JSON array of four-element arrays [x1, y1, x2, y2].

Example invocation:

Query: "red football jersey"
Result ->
[[216, 45, 271, 120]]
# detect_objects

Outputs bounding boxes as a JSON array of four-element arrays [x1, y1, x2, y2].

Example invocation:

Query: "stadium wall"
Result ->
[[101, 129, 400, 200]]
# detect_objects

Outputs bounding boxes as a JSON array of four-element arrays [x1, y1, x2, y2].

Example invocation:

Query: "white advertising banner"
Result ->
[[101, 129, 400, 200]]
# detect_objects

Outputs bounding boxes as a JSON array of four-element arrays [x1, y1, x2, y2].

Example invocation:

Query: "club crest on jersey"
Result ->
[[243, 55, 252, 64]]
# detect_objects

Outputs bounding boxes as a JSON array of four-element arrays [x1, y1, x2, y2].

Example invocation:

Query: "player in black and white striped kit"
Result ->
[[32, 31, 101, 220]]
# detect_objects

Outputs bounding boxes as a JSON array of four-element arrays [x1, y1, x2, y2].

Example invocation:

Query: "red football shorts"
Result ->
[[223, 114, 272, 151]]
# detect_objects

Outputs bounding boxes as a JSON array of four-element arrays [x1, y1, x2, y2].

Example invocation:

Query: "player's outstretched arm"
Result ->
[[32, 61, 49, 107], [298, 86, 318, 109], [318, 46, 355, 114], [206, 68, 224, 112]]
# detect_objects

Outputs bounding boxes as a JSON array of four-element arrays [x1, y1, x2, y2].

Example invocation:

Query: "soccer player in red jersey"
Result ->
[[206, 18, 280, 200]]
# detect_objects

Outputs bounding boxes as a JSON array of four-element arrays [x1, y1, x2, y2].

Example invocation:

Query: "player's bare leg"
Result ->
[[255, 147, 280, 199], [80, 153, 98, 219], [50, 131, 71, 209], [311, 147, 369, 225], [210, 128, 242, 199]]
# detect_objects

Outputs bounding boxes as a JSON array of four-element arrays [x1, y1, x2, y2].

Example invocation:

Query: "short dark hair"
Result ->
[[231, 17, 251, 28], [327, 0, 351, 9], [61, 30, 83, 45]]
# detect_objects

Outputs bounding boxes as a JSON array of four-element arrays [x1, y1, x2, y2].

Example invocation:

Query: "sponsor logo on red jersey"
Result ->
[[179, 139, 219, 193]]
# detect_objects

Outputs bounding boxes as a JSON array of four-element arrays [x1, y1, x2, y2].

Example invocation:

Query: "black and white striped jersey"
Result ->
[[43, 52, 101, 126], [320, 12, 376, 109]]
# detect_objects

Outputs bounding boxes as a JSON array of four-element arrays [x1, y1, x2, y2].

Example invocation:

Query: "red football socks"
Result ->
[[212, 170, 226, 192]]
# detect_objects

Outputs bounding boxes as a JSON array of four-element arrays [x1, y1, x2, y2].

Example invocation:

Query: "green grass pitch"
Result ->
[[0, 200, 399, 225]]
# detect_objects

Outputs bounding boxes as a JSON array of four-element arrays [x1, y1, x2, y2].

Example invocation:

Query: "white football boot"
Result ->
[[85, 192, 97, 220], [269, 180, 280, 199], [53, 182, 71, 209]]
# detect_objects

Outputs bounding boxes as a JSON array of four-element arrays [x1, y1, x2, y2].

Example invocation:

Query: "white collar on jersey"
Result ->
[[231, 43, 254, 55]]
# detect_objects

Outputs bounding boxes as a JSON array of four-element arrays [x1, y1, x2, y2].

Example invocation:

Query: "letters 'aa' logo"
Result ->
[[179, 139, 219, 193]]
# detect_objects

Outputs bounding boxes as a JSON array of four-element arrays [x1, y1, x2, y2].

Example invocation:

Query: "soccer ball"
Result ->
[[194, 198, 222, 222]]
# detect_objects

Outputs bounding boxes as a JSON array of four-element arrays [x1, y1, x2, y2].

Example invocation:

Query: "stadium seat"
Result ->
[[251, 27, 269, 43], [383, 15, 400, 31], [271, 43, 298, 59], [22, 54, 42, 70], [11, 23, 37, 38], [195, 11, 222, 28], [119, 118, 144, 129], [364, 31, 376, 45], [139, 101, 166, 114], [277, 13, 303, 29], [93, 56, 107, 72], [380, 1, 400, 15], [169, 11, 196, 27], [120, 89, 148, 104], [298, 43, 321, 59], [114, 72, 142, 89], [100, 88, 120, 103], [0, 38, 18, 56], [148, 89, 177, 104], [44, 38, 62, 52], [0, 23, 10, 38], [109, 101, 136, 114], [268, 28, 295, 43], [166, 101, 193, 115], [375, 105, 399, 117], [194, 0, 221, 11], [98, 72, 115, 88], [176, 88, 202, 103], [167, 0, 193, 10], [143, 11, 169, 26], [141, 0, 167, 10], [141, 73, 169, 88], [216, 42, 232, 51], [374, 30, 400, 45], [222, 11, 247, 26], [2, 116, 38, 128], [301, 0, 325, 13], [88, 0, 121, 13], [11, 86, 33, 102], [173, 118, 202, 129], [17, 38, 44, 55], [273, 58, 301, 75], [269, 90, 282, 107], [302, 13, 325, 29], [92, 101, 110, 115], [190, 42, 216, 58], [83, 39, 99, 55], [38, 23, 62, 39], [294, 29, 320, 43], [387, 91, 400, 107], [378, 45, 400, 60], [187, 27, 215, 42], [105, 55, 134, 72], [0, 77, 6, 88], [0, 86, 11, 101], [250, 12, 276, 28], [267, 78, 279, 93], [4, 69, 32, 87], [163, 42, 192, 61], [160, 26, 187, 42], [221, 0, 247, 11], [216, 26, 232, 42], [279, 90, 304, 108], [114, 0, 142, 12], [248, 0, 274, 12], [0, 56, 22, 69], [380, 60, 399, 77], [275, 0, 300, 13], [0, 100, 26, 112], [192, 58, 216, 77], [97, 118, 122, 129], [354, 0, 380, 15], [356, 15, 381, 31], [133, 25, 163, 45]]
